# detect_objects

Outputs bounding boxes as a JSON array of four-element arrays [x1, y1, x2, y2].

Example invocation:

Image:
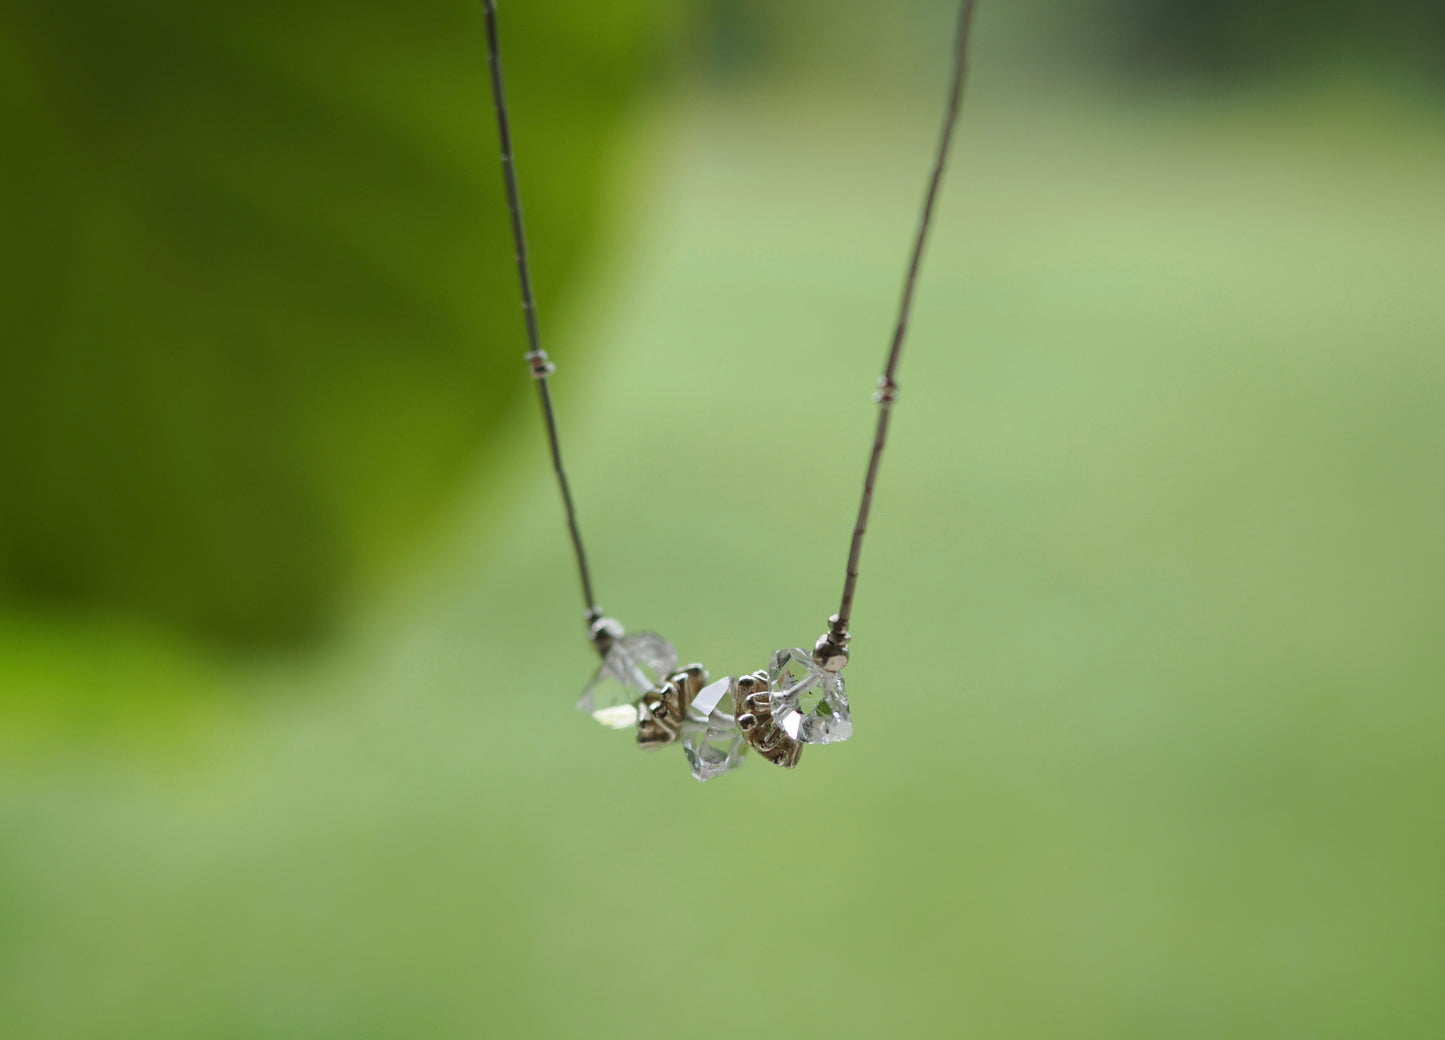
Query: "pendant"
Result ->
[[576, 615, 855, 782]]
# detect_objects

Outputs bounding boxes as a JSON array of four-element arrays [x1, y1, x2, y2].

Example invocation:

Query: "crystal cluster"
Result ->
[[576, 622, 854, 782], [576, 628, 676, 729], [680, 677, 748, 782], [766, 647, 853, 744]]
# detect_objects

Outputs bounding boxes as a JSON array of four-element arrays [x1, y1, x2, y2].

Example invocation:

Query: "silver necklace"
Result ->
[[483, 0, 976, 781]]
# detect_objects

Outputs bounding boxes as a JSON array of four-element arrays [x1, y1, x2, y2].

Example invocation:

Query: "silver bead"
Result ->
[[812, 614, 851, 673], [812, 637, 849, 673], [588, 614, 625, 655]]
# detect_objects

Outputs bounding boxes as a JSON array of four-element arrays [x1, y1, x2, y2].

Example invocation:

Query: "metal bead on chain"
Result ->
[[587, 610, 621, 655], [813, 614, 851, 673]]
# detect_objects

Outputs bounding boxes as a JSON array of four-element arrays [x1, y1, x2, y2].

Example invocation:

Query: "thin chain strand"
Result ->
[[483, 0, 599, 623], [836, 0, 975, 632]]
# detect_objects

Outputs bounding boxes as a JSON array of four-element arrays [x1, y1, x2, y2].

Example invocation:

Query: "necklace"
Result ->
[[483, 0, 976, 781]]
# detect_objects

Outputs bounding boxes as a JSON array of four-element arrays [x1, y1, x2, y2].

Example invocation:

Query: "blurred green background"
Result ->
[[2, 1, 1443, 1037]]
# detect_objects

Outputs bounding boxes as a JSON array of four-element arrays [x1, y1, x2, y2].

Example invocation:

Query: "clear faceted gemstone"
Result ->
[[767, 647, 852, 744], [577, 631, 677, 728], [680, 677, 747, 782]]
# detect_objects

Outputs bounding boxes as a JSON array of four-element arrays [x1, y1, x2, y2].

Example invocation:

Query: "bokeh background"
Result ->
[[2, 1, 1443, 1036]]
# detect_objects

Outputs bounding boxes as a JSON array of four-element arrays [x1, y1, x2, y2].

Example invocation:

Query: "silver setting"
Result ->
[[637, 665, 708, 749], [736, 671, 802, 769]]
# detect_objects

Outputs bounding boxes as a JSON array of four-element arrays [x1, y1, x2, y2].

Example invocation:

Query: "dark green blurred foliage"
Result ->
[[1110, 0, 1445, 78], [0, 1, 669, 647], [701, 0, 1445, 81]]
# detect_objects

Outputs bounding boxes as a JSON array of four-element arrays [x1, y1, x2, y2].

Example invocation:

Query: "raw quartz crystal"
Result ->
[[577, 630, 677, 729], [680, 677, 748, 782], [767, 647, 853, 744]]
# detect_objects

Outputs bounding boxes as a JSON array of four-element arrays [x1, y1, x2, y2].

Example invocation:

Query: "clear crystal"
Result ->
[[577, 631, 677, 728], [767, 647, 852, 744], [680, 677, 747, 782]]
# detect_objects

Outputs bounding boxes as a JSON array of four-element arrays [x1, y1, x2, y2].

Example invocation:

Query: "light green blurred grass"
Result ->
[[2, 76, 1444, 1038]]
